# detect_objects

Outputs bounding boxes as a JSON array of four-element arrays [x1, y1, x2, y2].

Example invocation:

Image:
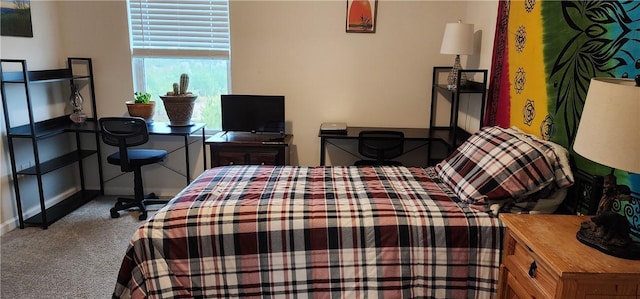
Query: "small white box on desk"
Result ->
[[320, 122, 347, 134]]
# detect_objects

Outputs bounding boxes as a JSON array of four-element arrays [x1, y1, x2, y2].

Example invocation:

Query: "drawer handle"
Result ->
[[528, 261, 537, 278], [228, 161, 234, 165]]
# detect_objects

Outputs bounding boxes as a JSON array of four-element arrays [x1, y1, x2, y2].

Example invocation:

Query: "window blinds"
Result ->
[[128, 0, 230, 58]]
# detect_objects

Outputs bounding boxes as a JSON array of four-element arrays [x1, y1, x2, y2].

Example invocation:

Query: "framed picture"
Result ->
[[346, 0, 378, 33], [1, 0, 33, 37]]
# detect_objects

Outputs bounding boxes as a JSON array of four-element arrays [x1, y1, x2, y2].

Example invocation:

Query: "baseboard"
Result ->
[[1, 185, 186, 236], [0, 187, 76, 236]]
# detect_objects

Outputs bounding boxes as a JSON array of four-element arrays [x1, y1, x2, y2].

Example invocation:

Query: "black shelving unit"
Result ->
[[1, 58, 104, 229], [427, 67, 487, 165]]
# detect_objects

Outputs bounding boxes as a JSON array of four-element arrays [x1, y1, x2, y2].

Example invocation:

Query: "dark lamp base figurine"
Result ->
[[596, 174, 631, 215], [576, 174, 639, 260], [577, 212, 640, 260]]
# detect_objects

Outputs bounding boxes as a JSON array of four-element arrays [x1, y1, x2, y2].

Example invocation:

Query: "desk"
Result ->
[[318, 126, 469, 166], [147, 122, 206, 184]]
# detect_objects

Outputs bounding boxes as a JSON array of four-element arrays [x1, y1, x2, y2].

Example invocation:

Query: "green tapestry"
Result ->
[[485, 0, 639, 237]]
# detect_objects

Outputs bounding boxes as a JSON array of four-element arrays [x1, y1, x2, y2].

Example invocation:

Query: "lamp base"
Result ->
[[447, 55, 467, 90], [576, 213, 640, 260], [596, 173, 631, 214]]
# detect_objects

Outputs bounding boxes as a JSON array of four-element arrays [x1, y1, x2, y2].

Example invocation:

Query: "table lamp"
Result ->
[[440, 20, 474, 90], [573, 77, 640, 198], [572, 77, 640, 259]]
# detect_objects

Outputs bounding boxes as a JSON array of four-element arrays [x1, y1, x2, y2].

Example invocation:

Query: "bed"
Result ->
[[113, 126, 574, 299]]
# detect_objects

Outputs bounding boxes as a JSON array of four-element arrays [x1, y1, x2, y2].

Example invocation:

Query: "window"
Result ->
[[127, 0, 230, 130]]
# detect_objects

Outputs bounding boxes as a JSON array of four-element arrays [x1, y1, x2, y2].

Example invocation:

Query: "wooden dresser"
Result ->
[[498, 214, 640, 299], [206, 132, 292, 167]]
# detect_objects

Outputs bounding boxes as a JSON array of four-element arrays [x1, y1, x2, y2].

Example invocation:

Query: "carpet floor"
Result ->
[[1, 196, 159, 299]]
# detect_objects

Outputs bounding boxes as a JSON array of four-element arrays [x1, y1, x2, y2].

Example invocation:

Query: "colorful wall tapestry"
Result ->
[[485, 0, 639, 235]]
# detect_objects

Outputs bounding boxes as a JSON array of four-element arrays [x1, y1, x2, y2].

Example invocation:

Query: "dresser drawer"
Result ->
[[503, 234, 556, 299], [500, 264, 535, 299], [506, 270, 534, 299], [247, 151, 279, 165], [215, 150, 281, 166], [217, 151, 246, 165], [208, 138, 291, 167]]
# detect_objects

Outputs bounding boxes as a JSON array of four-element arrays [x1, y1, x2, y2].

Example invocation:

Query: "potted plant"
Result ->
[[159, 73, 197, 126], [126, 91, 155, 122]]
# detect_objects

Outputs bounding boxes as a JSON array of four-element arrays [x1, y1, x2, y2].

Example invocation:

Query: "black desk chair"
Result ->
[[99, 117, 169, 220], [354, 130, 404, 166]]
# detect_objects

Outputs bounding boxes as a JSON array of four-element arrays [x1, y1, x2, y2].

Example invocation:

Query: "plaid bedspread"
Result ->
[[113, 166, 504, 299]]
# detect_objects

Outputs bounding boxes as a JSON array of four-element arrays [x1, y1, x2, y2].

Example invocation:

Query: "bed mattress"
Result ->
[[113, 165, 504, 298]]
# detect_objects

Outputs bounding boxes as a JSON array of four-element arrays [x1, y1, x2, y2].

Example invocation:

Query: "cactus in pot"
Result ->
[[179, 73, 189, 94], [166, 73, 193, 96], [172, 83, 179, 96], [160, 73, 198, 126]]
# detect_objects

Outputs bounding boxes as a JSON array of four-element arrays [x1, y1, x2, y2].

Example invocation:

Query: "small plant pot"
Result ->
[[159, 95, 197, 126], [126, 100, 155, 122]]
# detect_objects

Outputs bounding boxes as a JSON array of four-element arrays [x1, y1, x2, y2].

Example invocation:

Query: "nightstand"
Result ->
[[498, 214, 640, 299]]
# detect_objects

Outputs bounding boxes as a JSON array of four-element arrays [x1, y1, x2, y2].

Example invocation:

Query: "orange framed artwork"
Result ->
[[346, 0, 378, 33]]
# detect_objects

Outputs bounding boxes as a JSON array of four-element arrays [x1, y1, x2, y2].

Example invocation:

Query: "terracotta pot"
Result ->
[[159, 95, 197, 126], [126, 100, 155, 122]]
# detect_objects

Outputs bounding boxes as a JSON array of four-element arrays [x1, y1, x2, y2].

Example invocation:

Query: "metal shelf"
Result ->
[[1, 58, 104, 229], [23, 190, 100, 227], [7, 116, 98, 138], [428, 67, 487, 165], [16, 150, 98, 175]]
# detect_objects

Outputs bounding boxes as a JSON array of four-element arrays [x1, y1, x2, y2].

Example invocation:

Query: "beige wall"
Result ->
[[0, 0, 498, 233]]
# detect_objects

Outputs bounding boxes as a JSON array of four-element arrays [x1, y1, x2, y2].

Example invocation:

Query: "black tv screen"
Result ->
[[221, 95, 285, 133]]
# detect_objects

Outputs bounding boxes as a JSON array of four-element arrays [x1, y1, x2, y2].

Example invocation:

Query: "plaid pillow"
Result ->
[[509, 127, 574, 190], [492, 128, 574, 213], [436, 126, 563, 207]]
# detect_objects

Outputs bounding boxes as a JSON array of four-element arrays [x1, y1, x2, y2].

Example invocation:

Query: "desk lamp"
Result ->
[[440, 20, 474, 90], [572, 77, 640, 259]]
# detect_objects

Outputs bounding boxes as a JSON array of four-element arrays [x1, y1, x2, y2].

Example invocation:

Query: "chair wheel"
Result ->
[[139, 213, 147, 221], [110, 209, 120, 218]]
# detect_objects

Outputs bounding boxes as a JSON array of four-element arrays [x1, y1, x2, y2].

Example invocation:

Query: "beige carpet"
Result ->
[[0, 196, 160, 299]]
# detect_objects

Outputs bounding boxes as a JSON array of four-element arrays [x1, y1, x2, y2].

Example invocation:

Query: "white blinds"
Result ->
[[128, 0, 230, 58]]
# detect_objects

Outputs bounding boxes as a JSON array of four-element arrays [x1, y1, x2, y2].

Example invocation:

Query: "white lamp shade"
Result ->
[[440, 22, 474, 55], [573, 78, 640, 174]]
